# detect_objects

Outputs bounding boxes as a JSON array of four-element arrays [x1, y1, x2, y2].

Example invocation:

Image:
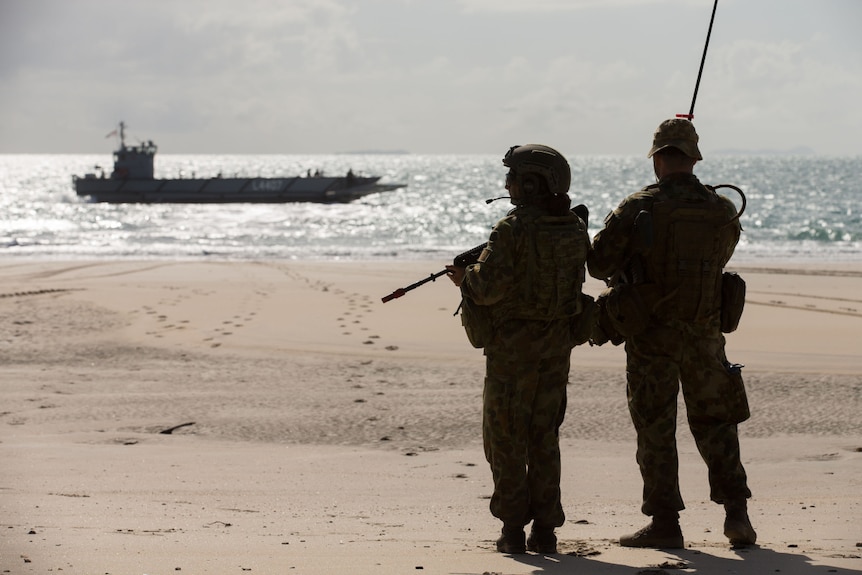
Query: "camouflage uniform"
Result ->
[[588, 173, 752, 517], [461, 204, 589, 529]]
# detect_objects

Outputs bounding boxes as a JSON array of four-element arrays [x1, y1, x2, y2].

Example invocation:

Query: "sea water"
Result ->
[[1, 153, 859, 263]]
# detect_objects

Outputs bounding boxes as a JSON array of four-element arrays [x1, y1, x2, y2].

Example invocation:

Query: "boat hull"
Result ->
[[74, 175, 400, 204]]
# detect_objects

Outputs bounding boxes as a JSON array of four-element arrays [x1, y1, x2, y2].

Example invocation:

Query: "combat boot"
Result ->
[[496, 524, 526, 554], [724, 500, 757, 546], [620, 512, 684, 549], [526, 524, 557, 554]]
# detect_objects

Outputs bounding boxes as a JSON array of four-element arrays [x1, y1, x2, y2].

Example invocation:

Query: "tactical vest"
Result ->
[[643, 186, 733, 324], [498, 212, 588, 322]]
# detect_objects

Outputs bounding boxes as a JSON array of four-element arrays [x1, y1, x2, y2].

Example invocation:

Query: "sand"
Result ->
[[1, 259, 861, 574]]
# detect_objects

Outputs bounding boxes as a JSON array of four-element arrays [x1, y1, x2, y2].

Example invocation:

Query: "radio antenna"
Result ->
[[677, 0, 719, 121]]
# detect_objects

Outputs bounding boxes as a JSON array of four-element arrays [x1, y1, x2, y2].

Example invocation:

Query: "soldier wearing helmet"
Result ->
[[588, 119, 756, 549], [502, 143, 573, 210], [446, 144, 591, 555]]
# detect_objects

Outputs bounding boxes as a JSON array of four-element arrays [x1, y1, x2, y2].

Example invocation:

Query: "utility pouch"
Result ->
[[459, 297, 493, 349], [720, 272, 746, 333], [723, 361, 751, 423], [570, 293, 596, 347]]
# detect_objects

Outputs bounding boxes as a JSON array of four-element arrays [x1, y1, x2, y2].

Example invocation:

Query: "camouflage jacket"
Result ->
[[588, 173, 741, 324], [461, 205, 590, 356], [589, 173, 739, 278]]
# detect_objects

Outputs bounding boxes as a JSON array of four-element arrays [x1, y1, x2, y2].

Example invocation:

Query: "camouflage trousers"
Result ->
[[482, 351, 569, 528], [625, 320, 752, 517]]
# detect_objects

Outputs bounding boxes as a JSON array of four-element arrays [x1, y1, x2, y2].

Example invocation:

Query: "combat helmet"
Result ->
[[503, 144, 571, 202]]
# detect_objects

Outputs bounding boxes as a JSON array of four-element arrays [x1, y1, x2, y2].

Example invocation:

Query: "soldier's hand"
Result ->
[[445, 265, 465, 287]]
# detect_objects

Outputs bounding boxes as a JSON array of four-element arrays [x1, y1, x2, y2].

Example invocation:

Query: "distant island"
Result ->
[[712, 146, 815, 156]]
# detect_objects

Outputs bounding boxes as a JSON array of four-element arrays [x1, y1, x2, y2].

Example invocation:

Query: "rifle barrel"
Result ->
[[381, 269, 448, 303]]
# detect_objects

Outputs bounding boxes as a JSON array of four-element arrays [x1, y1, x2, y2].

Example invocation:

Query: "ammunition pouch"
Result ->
[[459, 297, 493, 349], [720, 272, 746, 333], [570, 293, 596, 347]]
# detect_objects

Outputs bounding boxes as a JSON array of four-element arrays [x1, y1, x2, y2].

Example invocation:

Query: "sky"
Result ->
[[1, 0, 860, 156]]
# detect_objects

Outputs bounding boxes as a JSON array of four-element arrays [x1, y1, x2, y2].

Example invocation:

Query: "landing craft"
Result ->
[[73, 122, 407, 204]]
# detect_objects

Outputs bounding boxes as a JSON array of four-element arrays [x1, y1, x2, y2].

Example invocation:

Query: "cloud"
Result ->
[[457, 0, 700, 13], [0, 0, 860, 154]]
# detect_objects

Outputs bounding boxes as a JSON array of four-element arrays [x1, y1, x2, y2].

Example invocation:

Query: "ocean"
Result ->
[[1, 153, 860, 263]]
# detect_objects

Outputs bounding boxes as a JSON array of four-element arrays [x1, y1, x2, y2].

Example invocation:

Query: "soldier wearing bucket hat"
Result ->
[[587, 119, 756, 550], [647, 118, 703, 160]]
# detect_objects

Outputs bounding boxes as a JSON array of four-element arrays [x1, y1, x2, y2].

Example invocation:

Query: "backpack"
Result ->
[[645, 187, 733, 324], [520, 212, 592, 348]]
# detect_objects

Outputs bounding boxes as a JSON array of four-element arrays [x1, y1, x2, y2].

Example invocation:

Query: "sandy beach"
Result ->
[[1, 258, 861, 574]]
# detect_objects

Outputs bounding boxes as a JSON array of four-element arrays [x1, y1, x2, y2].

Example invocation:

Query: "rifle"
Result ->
[[381, 204, 589, 304], [381, 243, 487, 303]]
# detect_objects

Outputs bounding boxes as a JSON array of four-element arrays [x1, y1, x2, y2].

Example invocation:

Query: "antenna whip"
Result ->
[[677, 0, 719, 121]]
